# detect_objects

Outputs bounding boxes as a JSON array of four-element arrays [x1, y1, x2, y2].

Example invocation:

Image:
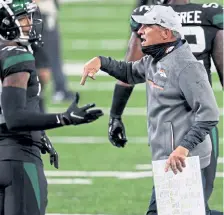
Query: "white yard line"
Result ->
[[218, 157, 224, 164], [45, 170, 223, 179], [45, 170, 152, 179], [48, 136, 224, 145], [67, 81, 223, 92], [136, 164, 152, 170], [49, 136, 148, 144], [63, 63, 108, 76], [48, 107, 147, 116], [71, 39, 127, 51], [47, 178, 92, 185], [70, 81, 144, 91], [220, 108, 224, 116], [48, 107, 224, 116], [216, 172, 224, 177]]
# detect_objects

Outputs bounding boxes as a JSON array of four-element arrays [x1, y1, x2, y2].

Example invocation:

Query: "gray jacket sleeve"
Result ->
[[99, 56, 146, 84], [178, 62, 219, 150]]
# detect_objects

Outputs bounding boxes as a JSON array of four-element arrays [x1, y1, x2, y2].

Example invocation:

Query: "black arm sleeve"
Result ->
[[110, 84, 134, 118], [2, 87, 63, 131], [180, 121, 218, 151], [211, 30, 223, 87]]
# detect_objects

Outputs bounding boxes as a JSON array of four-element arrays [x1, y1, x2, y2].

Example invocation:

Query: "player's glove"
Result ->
[[41, 133, 59, 169], [108, 117, 127, 148], [60, 93, 103, 125]]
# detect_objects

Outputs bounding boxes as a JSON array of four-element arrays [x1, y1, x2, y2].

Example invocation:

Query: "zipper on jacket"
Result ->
[[170, 123, 174, 151]]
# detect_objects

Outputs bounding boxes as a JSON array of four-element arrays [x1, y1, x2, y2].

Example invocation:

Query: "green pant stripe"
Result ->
[[23, 162, 41, 210], [211, 127, 218, 159]]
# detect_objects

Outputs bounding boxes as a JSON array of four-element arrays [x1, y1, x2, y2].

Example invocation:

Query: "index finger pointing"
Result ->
[[80, 74, 87, 85]]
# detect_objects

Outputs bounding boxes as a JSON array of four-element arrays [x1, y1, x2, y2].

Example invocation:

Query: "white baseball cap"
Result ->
[[131, 5, 182, 33]]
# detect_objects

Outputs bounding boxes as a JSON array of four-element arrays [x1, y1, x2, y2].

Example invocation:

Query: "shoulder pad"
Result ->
[[201, 3, 223, 29], [0, 46, 34, 70]]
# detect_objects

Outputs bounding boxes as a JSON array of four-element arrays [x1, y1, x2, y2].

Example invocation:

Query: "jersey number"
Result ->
[[181, 26, 206, 53], [202, 3, 219, 8]]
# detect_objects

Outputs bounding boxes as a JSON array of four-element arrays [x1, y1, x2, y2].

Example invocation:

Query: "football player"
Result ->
[[36, 0, 76, 103], [0, 0, 103, 214]]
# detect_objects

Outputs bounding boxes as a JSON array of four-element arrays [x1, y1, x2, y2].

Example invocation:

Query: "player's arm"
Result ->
[[211, 30, 223, 87], [108, 33, 144, 148], [1, 72, 103, 131], [111, 32, 144, 118], [205, 3, 223, 86], [125, 32, 145, 66], [96, 51, 146, 148], [108, 5, 146, 147]]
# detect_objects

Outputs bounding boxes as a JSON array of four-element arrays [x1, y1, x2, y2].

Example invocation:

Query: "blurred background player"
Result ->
[[32, 42, 51, 112], [34, 0, 75, 105], [108, 0, 223, 214]]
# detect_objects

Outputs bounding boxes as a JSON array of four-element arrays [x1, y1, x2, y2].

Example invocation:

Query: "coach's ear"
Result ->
[[160, 28, 172, 40]]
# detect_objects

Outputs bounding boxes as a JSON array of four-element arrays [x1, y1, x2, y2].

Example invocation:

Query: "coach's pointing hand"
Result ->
[[80, 57, 101, 85]]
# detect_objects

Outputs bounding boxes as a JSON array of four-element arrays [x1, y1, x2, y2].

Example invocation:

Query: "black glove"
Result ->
[[60, 93, 103, 125], [41, 133, 59, 169], [108, 117, 127, 148]]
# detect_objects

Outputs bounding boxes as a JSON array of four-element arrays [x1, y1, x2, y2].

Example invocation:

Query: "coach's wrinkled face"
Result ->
[[137, 24, 172, 46]]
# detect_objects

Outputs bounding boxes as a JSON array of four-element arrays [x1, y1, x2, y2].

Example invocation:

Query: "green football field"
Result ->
[[43, 0, 223, 214]]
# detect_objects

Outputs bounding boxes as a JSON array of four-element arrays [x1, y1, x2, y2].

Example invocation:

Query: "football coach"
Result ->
[[80, 5, 219, 215]]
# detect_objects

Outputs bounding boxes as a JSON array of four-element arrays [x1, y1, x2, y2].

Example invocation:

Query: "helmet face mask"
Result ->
[[0, 0, 43, 45]]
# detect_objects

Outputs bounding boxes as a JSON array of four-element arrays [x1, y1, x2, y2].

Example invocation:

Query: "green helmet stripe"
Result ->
[[3, 53, 34, 70]]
